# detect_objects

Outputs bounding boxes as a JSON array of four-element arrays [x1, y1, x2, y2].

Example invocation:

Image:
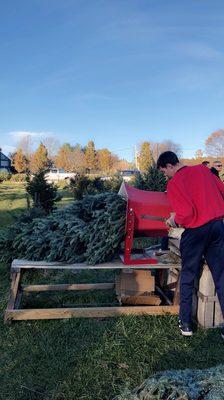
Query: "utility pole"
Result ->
[[156, 143, 159, 161], [134, 145, 139, 170]]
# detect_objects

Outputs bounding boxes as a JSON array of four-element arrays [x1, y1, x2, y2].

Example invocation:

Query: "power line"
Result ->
[[110, 147, 133, 152]]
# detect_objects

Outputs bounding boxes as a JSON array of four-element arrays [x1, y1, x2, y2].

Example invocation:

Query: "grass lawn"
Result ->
[[0, 181, 73, 229], [1, 183, 224, 400], [0, 182, 27, 228]]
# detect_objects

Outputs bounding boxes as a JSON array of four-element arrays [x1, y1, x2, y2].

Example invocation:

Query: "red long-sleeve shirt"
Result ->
[[167, 165, 224, 228]]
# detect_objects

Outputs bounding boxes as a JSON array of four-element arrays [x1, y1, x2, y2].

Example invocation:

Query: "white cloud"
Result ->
[[9, 131, 49, 140], [1, 145, 16, 156]]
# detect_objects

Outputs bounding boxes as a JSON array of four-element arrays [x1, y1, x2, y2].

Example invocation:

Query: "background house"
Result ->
[[0, 148, 12, 171]]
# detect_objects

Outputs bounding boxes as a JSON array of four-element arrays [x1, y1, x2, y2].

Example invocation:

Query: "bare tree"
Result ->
[[17, 135, 33, 159], [70, 148, 86, 172], [195, 149, 204, 159], [151, 140, 182, 160], [55, 144, 85, 172], [42, 136, 60, 159], [205, 129, 224, 157]]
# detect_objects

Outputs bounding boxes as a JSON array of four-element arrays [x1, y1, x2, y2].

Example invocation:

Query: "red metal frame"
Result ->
[[123, 207, 158, 265], [119, 184, 172, 265]]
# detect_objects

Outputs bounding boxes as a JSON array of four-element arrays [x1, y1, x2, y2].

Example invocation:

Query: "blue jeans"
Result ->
[[179, 220, 224, 323]]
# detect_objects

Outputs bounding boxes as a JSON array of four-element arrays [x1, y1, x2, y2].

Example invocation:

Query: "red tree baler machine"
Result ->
[[119, 183, 172, 265]]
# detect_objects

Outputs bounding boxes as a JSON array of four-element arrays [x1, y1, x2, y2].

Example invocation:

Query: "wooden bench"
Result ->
[[5, 259, 180, 322]]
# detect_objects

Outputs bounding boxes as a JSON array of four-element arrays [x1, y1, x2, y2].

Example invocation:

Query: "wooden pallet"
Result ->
[[197, 265, 224, 328], [5, 259, 180, 322]]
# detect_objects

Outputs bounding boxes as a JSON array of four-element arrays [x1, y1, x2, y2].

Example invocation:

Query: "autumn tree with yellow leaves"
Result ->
[[55, 143, 85, 172], [13, 148, 28, 173], [138, 141, 154, 172], [30, 143, 51, 172], [85, 140, 97, 172]]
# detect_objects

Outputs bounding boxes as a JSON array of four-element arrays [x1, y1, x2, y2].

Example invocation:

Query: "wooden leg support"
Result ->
[[4, 270, 22, 323], [6, 305, 179, 320]]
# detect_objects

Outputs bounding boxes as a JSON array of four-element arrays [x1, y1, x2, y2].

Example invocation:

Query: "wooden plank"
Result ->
[[214, 300, 224, 327], [14, 291, 23, 309], [12, 259, 65, 268], [5, 305, 179, 320], [4, 271, 22, 323], [7, 272, 21, 310], [62, 302, 119, 307], [21, 282, 115, 292], [12, 259, 181, 271], [197, 265, 215, 328]]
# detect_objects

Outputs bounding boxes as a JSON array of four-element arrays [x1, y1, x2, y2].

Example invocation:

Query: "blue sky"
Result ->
[[1, 0, 224, 161]]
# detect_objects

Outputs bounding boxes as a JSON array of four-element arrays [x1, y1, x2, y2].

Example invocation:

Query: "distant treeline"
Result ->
[[9, 128, 224, 174]]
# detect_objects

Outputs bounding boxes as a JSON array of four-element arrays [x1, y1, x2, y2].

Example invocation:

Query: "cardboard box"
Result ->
[[116, 269, 155, 297], [116, 269, 160, 305]]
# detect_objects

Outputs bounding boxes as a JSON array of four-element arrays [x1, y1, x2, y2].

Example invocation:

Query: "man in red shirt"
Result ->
[[157, 151, 224, 337]]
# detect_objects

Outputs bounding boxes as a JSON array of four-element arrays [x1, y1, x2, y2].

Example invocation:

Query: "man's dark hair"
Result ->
[[157, 151, 179, 169], [202, 161, 210, 166], [211, 167, 220, 178]]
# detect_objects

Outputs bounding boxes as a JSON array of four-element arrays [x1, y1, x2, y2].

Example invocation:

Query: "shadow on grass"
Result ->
[[0, 192, 27, 201], [0, 207, 28, 229], [154, 324, 224, 372]]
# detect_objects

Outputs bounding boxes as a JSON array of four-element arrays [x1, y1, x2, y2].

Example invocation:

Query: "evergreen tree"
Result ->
[[138, 142, 154, 172], [26, 170, 61, 214], [133, 172, 145, 189], [85, 140, 97, 172], [142, 166, 167, 191], [134, 166, 167, 192], [69, 173, 122, 200], [0, 193, 126, 264]]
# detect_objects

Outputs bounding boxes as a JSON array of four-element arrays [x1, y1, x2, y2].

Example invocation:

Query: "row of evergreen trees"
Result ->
[[26, 165, 166, 213], [11, 137, 182, 175], [11, 141, 133, 175]]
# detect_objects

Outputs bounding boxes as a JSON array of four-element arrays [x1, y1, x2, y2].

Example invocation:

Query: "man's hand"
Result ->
[[165, 213, 178, 228]]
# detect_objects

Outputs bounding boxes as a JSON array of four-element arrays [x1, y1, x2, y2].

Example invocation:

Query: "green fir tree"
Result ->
[[26, 170, 61, 214]]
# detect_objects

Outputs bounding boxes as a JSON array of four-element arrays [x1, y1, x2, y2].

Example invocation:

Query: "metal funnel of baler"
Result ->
[[119, 182, 172, 265]]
